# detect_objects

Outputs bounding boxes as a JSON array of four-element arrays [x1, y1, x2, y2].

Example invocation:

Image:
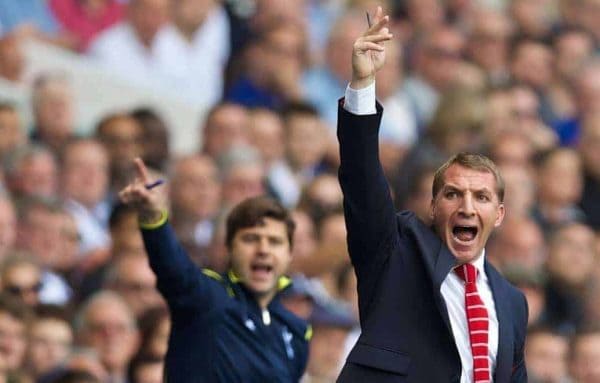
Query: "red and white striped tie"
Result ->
[[455, 264, 491, 383]]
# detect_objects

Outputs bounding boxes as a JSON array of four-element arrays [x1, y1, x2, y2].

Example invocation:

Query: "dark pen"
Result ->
[[366, 11, 372, 28], [145, 179, 165, 190]]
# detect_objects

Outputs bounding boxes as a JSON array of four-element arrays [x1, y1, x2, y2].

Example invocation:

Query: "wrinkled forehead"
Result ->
[[441, 165, 498, 191]]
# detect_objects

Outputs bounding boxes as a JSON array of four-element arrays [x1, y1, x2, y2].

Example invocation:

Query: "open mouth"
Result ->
[[452, 225, 478, 243], [250, 264, 273, 278]]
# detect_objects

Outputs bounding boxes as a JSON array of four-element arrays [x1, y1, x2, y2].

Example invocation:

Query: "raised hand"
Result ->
[[350, 6, 393, 90], [118, 158, 166, 223]]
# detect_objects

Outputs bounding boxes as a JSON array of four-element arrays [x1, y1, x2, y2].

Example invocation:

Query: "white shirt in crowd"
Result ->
[[89, 5, 230, 107]]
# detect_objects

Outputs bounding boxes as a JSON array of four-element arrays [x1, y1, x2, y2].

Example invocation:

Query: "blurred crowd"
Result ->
[[0, 0, 599, 382]]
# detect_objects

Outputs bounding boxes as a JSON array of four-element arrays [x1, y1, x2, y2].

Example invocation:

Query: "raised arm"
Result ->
[[338, 7, 397, 281], [118, 158, 211, 307]]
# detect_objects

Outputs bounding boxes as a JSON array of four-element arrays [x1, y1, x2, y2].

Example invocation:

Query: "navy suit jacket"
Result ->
[[336, 101, 528, 383]]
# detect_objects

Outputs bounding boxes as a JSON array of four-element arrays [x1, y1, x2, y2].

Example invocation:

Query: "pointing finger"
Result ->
[[134, 157, 151, 184]]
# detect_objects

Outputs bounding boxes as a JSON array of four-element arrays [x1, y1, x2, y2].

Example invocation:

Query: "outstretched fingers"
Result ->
[[354, 40, 385, 53], [361, 33, 393, 44], [134, 157, 151, 185], [367, 7, 389, 35]]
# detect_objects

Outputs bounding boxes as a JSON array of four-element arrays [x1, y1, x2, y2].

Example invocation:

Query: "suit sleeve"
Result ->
[[511, 293, 529, 382], [337, 99, 399, 294], [141, 222, 217, 310]]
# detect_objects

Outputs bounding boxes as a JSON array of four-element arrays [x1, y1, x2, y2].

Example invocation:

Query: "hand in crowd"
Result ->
[[118, 158, 167, 224]]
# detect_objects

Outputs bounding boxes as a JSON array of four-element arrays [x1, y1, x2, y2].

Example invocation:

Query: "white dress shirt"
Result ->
[[89, 6, 230, 107], [343, 83, 499, 383]]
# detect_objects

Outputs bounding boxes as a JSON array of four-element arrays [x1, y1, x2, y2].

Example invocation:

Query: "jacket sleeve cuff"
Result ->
[[139, 209, 169, 230], [343, 82, 376, 115]]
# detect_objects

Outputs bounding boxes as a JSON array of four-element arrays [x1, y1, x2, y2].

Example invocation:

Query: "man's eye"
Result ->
[[446, 191, 457, 198]]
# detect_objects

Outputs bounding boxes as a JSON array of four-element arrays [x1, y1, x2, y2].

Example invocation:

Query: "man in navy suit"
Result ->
[[336, 7, 528, 383]]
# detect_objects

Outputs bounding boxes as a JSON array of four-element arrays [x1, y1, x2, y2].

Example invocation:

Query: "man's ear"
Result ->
[[429, 198, 436, 221], [494, 203, 505, 227]]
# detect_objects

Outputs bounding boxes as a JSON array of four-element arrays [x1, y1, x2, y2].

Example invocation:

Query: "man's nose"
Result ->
[[257, 237, 270, 253], [458, 194, 475, 216]]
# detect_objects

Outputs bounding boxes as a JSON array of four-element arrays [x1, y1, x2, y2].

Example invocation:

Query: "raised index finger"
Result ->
[[134, 157, 151, 184], [367, 7, 389, 34]]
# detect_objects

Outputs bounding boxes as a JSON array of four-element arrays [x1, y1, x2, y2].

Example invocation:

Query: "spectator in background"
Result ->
[[15, 197, 73, 305], [30, 74, 77, 154], [105, 254, 164, 318], [496, 164, 536, 220], [40, 348, 108, 382], [169, 155, 221, 265], [0, 293, 31, 378], [393, 87, 487, 209], [160, 0, 230, 106], [544, 223, 597, 334], [200, 102, 249, 158], [0, 103, 25, 163], [0, 36, 25, 84], [88, 0, 171, 87], [375, 39, 417, 167], [283, 103, 331, 190], [4, 144, 59, 200], [533, 148, 585, 234], [508, 84, 558, 152], [403, 24, 465, 128], [578, 112, 600, 230], [466, 8, 513, 86], [0, 253, 43, 307], [525, 326, 571, 383], [506, 269, 547, 327], [509, 37, 557, 124], [297, 174, 343, 225], [303, 301, 356, 383], [61, 139, 111, 275], [248, 108, 298, 208], [288, 210, 317, 264], [510, 0, 555, 39], [218, 145, 266, 208], [226, 19, 307, 109], [127, 353, 163, 383], [569, 328, 600, 383], [75, 291, 139, 383], [25, 305, 74, 380], [109, 203, 145, 260], [0, 195, 17, 262], [401, 165, 435, 223], [548, 27, 595, 125], [487, 216, 546, 274], [489, 131, 535, 169], [311, 211, 348, 296], [95, 113, 144, 193], [303, 11, 365, 128], [136, 306, 169, 359], [555, 58, 600, 145], [49, 0, 124, 51], [131, 107, 170, 172]]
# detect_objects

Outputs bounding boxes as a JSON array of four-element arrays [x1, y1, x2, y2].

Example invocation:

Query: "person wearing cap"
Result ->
[[336, 7, 528, 383], [304, 301, 357, 382], [118, 158, 310, 382]]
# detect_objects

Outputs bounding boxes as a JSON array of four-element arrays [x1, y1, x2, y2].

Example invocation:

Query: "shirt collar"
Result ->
[[471, 249, 487, 282]]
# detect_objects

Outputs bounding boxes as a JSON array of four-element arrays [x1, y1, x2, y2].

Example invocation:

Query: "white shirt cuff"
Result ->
[[343, 82, 376, 115]]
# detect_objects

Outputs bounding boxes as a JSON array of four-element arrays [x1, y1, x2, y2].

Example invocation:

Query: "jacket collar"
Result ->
[[485, 262, 514, 382]]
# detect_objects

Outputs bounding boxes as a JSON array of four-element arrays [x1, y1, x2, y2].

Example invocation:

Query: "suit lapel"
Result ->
[[486, 261, 514, 382], [432, 245, 457, 335]]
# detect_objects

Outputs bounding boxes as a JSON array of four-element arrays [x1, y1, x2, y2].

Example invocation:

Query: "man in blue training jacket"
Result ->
[[119, 158, 310, 382]]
